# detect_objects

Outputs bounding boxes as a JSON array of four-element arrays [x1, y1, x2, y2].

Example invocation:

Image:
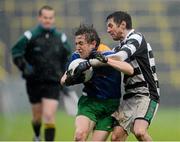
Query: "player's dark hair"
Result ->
[[39, 5, 54, 16], [75, 24, 100, 48], [106, 11, 132, 29]]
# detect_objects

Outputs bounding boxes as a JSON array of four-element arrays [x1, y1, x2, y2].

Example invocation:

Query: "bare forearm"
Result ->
[[107, 51, 128, 61], [107, 58, 134, 75], [89, 59, 107, 67]]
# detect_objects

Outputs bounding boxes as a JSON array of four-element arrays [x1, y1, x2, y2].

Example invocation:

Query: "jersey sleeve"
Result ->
[[11, 30, 32, 70], [65, 52, 80, 70], [11, 30, 32, 59], [69, 52, 80, 62], [112, 33, 143, 61], [102, 51, 116, 56]]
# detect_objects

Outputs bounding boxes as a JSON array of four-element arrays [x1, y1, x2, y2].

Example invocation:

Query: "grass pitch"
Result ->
[[0, 107, 179, 141]]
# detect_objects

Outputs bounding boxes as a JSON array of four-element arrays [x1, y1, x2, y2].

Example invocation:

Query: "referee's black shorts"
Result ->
[[26, 80, 61, 104]]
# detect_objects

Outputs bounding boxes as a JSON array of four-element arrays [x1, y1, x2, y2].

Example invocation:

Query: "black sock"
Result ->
[[32, 121, 41, 137], [44, 123, 55, 141]]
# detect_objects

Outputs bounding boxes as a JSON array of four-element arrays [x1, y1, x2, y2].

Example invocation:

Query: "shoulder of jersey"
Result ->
[[127, 31, 143, 40], [71, 51, 80, 60], [23, 27, 42, 40], [54, 30, 67, 43], [97, 43, 111, 52]]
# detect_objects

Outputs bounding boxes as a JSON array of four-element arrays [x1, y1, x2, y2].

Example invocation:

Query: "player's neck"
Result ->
[[122, 29, 134, 42]]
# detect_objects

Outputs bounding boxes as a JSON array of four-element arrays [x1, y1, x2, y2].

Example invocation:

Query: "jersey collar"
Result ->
[[120, 29, 134, 44], [37, 24, 56, 33]]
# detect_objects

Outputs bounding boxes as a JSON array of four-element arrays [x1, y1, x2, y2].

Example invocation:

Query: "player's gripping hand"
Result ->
[[64, 70, 85, 86], [90, 51, 108, 63], [74, 61, 91, 77]]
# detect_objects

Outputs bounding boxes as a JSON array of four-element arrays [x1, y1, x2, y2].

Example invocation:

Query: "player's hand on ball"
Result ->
[[74, 61, 91, 77], [64, 70, 85, 86], [90, 51, 108, 63]]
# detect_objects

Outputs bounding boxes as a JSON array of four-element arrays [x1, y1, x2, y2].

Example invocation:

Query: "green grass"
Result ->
[[128, 107, 180, 141], [0, 111, 75, 141], [0, 107, 180, 141]]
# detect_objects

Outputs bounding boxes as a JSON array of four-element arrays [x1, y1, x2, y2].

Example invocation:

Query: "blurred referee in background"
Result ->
[[11, 5, 71, 141]]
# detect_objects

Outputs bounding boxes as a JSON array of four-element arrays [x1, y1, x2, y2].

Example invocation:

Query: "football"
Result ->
[[68, 58, 93, 82]]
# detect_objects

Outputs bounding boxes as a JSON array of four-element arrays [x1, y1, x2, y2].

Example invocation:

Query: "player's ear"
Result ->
[[120, 21, 127, 30], [91, 40, 97, 48]]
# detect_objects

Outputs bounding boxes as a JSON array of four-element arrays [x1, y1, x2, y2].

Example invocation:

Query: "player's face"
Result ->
[[106, 18, 126, 41], [38, 9, 55, 29], [75, 35, 95, 59]]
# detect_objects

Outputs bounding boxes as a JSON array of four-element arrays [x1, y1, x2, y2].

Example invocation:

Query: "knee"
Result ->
[[32, 114, 42, 122], [111, 132, 128, 141], [43, 112, 54, 123], [111, 127, 127, 141], [32, 110, 42, 121], [32, 112, 42, 122], [74, 129, 88, 141], [133, 128, 146, 138], [111, 133, 120, 141]]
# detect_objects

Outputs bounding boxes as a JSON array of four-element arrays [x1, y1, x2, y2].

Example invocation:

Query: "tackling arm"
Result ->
[[89, 58, 107, 67], [107, 51, 126, 61], [88, 51, 134, 75], [107, 33, 143, 62], [107, 58, 134, 75]]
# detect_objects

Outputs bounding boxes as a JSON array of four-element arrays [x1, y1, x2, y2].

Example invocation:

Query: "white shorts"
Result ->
[[112, 94, 159, 134]]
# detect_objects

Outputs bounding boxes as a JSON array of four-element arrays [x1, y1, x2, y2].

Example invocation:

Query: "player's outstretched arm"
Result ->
[[88, 51, 133, 75], [107, 58, 134, 75], [89, 51, 108, 67], [89, 59, 107, 67]]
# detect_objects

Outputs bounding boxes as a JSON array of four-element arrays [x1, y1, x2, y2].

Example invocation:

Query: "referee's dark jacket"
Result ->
[[11, 25, 71, 84]]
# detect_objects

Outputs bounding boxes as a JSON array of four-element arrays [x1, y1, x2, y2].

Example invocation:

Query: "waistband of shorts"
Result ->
[[82, 92, 120, 101], [123, 93, 149, 100]]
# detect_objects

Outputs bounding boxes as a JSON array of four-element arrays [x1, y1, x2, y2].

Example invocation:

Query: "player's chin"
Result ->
[[79, 54, 87, 59], [112, 36, 120, 41], [110, 34, 118, 40], [43, 24, 52, 29]]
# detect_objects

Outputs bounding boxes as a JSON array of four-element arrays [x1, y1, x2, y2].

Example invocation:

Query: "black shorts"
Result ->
[[26, 81, 61, 104]]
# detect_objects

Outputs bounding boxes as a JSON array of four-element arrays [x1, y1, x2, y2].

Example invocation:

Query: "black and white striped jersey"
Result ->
[[112, 29, 160, 102]]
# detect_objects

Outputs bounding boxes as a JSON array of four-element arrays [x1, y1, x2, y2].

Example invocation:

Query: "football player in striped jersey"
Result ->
[[91, 11, 160, 141]]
